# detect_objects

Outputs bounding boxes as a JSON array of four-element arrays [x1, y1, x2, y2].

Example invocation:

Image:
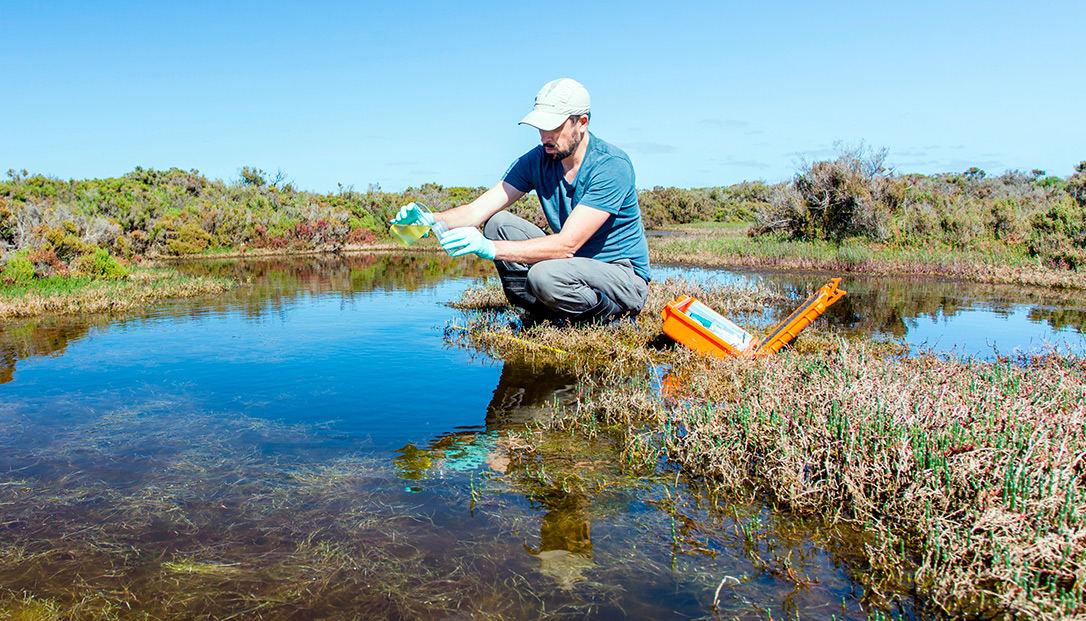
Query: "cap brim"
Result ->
[[518, 110, 568, 131]]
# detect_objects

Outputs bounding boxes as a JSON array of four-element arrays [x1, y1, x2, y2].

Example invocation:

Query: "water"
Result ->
[[1, 254, 1083, 618]]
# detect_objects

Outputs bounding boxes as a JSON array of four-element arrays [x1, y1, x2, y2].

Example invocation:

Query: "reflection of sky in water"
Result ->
[[655, 265, 1086, 358], [655, 265, 759, 289], [905, 305, 1086, 358], [1, 278, 502, 449]]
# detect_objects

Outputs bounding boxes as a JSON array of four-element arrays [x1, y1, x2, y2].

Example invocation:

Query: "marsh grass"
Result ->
[[450, 277, 1086, 619], [650, 224, 1086, 290], [0, 266, 235, 318]]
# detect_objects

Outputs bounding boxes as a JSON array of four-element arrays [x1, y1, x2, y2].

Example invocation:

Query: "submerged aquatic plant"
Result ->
[[0, 388, 879, 620]]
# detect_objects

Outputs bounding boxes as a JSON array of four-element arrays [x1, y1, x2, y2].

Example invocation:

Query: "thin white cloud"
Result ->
[[623, 141, 677, 155]]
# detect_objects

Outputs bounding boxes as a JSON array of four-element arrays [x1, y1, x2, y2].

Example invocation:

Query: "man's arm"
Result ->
[[435, 181, 525, 229], [491, 204, 611, 263]]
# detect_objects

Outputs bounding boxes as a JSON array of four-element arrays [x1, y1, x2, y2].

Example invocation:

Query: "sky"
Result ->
[[3, 1, 1084, 194]]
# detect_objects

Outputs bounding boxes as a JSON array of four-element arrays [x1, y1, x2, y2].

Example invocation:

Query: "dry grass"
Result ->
[[450, 277, 1086, 619], [0, 266, 235, 318], [650, 224, 1086, 290]]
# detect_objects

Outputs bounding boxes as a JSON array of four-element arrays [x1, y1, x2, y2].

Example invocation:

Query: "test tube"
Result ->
[[431, 220, 449, 240]]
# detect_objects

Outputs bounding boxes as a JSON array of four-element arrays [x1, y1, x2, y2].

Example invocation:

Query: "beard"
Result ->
[[545, 131, 583, 161]]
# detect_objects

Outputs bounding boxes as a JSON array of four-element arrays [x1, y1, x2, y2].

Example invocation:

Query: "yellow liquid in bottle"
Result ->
[[389, 224, 431, 248]]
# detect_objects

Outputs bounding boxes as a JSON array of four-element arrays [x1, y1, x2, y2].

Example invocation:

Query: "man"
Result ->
[[393, 78, 650, 324]]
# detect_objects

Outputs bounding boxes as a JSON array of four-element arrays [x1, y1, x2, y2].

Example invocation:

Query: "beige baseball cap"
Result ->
[[519, 78, 591, 131]]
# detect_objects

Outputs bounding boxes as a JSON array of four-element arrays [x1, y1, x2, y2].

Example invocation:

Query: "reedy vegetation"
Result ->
[[451, 278, 1085, 620]]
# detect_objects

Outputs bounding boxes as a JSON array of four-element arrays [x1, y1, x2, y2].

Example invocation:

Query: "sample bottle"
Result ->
[[390, 202, 447, 248]]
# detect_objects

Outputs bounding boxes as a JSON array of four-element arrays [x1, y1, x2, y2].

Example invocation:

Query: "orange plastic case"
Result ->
[[661, 278, 847, 359]]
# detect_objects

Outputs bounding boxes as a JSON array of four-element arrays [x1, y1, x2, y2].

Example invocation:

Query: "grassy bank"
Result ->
[[650, 222, 1086, 290], [449, 278, 1085, 620], [0, 265, 235, 318]]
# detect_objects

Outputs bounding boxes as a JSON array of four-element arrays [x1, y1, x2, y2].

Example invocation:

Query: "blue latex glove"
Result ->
[[390, 202, 435, 227], [441, 227, 497, 260]]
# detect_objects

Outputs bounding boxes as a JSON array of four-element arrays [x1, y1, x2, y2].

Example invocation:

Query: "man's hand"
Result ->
[[390, 202, 435, 227], [441, 227, 497, 261]]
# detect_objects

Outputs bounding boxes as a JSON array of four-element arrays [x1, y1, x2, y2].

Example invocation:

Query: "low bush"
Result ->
[[749, 148, 1086, 269], [26, 248, 69, 278], [0, 251, 35, 286], [1067, 161, 1086, 207], [70, 248, 129, 279], [754, 143, 896, 242], [640, 184, 767, 229], [1028, 195, 1086, 269], [0, 200, 14, 249]]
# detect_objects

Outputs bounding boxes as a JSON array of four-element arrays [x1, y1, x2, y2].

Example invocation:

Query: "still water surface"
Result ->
[[1, 254, 1083, 618]]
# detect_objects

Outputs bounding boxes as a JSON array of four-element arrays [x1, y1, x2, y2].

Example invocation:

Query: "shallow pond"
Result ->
[[1, 254, 1083, 618]]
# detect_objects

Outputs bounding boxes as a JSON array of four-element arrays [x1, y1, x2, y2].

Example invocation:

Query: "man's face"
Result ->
[[539, 116, 586, 161]]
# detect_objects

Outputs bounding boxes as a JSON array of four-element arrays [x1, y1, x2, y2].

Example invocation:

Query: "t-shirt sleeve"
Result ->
[[502, 149, 539, 194], [576, 155, 634, 215]]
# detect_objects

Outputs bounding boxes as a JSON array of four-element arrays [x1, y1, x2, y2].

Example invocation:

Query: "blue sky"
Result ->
[[3, 1, 1083, 193]]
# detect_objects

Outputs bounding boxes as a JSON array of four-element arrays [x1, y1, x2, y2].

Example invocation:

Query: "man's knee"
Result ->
[[483, 211, 531, 241], [526, 261, 595, 313]]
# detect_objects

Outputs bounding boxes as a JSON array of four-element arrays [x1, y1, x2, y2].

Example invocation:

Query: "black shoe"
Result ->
[[568, 293, 629, 326], [513, 301, 563, 329]]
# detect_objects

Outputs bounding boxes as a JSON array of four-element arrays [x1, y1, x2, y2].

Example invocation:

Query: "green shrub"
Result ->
[[166, 224, 214, 255], [153, 210, 216, 255], [1068, 161, 1086, 207], [1, 251, 35, 286], [41, 225, 94, 262], [1028, 195, 1086, 269], [70, 248, 129, 279], [755, 144, 894, 242], [638, 185, 759, 229], [639, 187, 712, 228]]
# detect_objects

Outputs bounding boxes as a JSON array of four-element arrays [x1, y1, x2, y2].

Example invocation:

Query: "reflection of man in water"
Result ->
[[391, 361, 596, 586], [485, 361, 578, 430], [523, 490, 594, 589], [485, 363, 595, 587], [394, 362, 577, 480]]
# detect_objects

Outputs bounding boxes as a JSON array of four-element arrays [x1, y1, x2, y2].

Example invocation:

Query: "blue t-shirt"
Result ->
[[502, 132, 651, 282]]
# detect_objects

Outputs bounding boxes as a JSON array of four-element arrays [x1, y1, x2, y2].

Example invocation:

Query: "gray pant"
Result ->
[[483, 211, 648, 317]]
